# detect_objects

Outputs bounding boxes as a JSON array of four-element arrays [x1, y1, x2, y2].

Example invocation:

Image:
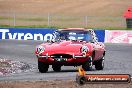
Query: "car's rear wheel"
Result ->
[[82, 57, 93, 71], [52, 65, 61, 72], [95, 56, 105, 70], [38, 61, 49, 73]]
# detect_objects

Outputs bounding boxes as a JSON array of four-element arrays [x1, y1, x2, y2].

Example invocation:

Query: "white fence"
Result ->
[[0, 12, 127, 28]]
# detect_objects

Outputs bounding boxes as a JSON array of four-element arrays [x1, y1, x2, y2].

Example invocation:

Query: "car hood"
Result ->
[[40, 40, 91, 55]]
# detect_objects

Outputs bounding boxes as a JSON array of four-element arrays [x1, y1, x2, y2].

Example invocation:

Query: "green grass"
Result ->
[[0, 16, 79, 22], [0, 16, 48, 21], [0, 17, 13, 20], [0, 24, 59, 28], [102, 27, 132, 30], [91, 27, 132, 30], [0, 24, 132, 30], [18, 18, 48, 21]]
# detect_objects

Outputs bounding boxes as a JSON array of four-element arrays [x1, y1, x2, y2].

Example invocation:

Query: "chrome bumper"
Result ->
[[36, 53, 88, 59]]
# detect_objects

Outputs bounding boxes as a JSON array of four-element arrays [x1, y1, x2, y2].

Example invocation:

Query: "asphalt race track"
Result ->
[[0, 40, 132, 81]]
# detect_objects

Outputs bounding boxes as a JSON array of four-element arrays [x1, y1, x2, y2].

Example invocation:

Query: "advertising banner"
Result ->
[[105, 30, 132, 43], [0, 28, 56, 41], [94, 30, 105, 42], [0, 28, 105, 42]]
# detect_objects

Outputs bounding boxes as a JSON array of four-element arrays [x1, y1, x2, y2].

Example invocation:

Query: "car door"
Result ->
[[95, 42, 104, 60], [93, 42, 101, 60]]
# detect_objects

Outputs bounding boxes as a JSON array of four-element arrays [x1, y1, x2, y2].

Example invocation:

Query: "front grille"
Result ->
[[51, 54, 72, 58]]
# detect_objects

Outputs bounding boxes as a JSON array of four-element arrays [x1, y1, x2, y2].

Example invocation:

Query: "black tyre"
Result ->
[[76, 76, 86, 85], [52, 65, 61, 72], [38, 61, 49, 73], [82, 57, 93, 71], [95, 56, 105, 70]]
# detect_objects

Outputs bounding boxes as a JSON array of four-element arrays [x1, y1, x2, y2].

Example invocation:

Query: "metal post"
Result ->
[[85, 16, 88, 28], [48, 13, 50, 26], [13, 12, 16, 27]]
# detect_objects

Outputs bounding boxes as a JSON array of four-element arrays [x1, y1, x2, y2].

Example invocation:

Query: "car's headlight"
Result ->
[[81, 45, 89, 53], [37, 46, 45, 54]]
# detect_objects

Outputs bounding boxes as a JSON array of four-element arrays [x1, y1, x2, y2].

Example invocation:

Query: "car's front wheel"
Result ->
[[38, 61, 49, 73], [82, 57, 93, 71], [52, 65, 61, 72], [95, 56, 105, 70]]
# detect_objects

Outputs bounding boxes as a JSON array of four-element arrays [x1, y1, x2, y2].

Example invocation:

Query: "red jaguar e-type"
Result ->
[[35, 28, 105, 73]]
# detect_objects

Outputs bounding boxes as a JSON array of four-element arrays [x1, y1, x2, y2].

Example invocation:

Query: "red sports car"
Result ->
[[35, 28, 106, 73]]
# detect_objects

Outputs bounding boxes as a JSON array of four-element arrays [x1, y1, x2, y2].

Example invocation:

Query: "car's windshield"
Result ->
[[54, 30, 93, 42]]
